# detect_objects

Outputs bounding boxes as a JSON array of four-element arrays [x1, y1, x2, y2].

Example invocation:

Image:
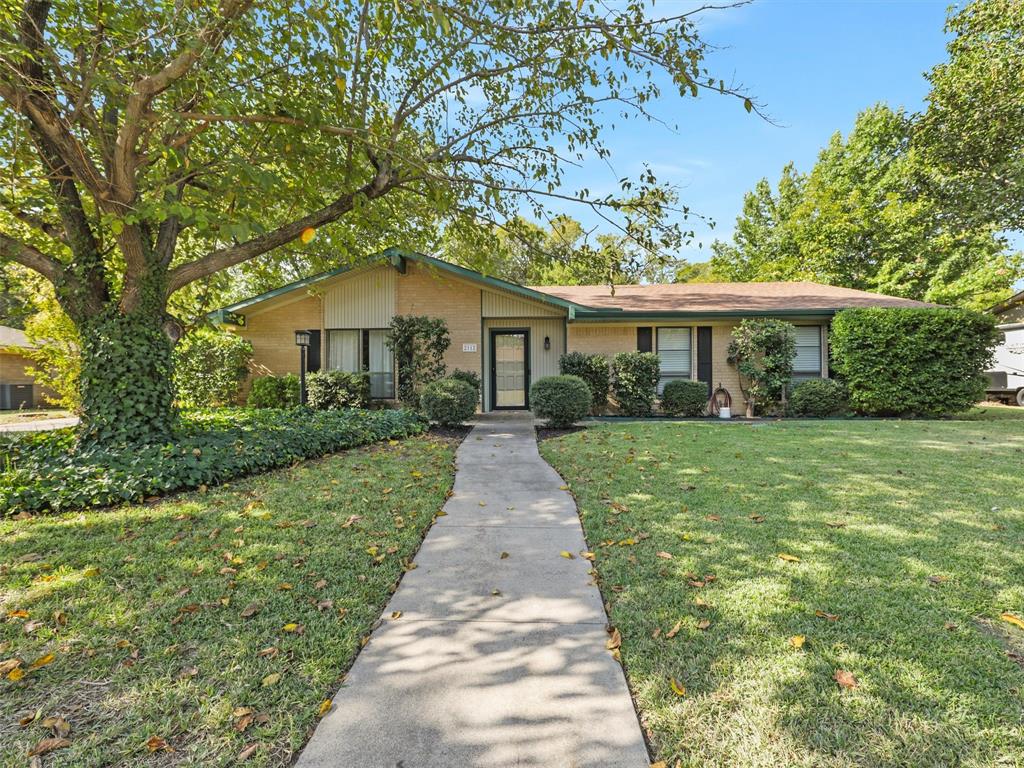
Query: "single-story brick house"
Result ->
[[0, 325, 48, 409], [212, 247, 931, 411]]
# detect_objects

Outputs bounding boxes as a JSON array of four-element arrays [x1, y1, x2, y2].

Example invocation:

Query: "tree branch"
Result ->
[[0, 230, 65, 283], [165, 169, 398, 295]]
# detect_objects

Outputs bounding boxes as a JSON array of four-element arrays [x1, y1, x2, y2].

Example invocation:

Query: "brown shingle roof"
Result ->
[[529, 281, 936, 313]]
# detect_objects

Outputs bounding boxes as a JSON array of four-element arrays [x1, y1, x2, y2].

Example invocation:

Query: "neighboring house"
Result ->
[[987, 289, 1024, 406], [0, 325, 48, 409], [211, 248, 931, 412]]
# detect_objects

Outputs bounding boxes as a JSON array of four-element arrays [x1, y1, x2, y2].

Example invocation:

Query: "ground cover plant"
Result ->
[[0, 434, 457, 766], [540, 411, 1024, 768], [0, 408, 426, 515]]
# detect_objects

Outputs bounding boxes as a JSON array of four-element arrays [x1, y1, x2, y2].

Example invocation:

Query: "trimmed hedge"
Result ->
[[0, 408, 427, 516], [789, 379, 849, 417], [661, 379, 707, 417], [307, 370, 370, 410], [531, 375, 592, 428], [611, 352, 661, 416], [247, 374, 300, 408], [559, 351, 610, 412], [831, 308, 998, 416], [420, 377, 477, 426]]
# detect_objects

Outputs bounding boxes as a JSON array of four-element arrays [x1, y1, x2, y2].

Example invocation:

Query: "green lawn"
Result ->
[[540, 413, 1024, 768], [1, 434, 456, 767]]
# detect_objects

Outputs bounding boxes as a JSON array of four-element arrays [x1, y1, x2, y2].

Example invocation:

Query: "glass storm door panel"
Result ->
[[493, 332, 527, 408]]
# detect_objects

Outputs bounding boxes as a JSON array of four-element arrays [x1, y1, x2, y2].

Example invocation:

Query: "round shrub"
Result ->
[[559, 351, 610, 412], [789, 379, 849, 417], [420, 377, 477, 426], [661, 379, 707, 416], [449, 369, 481, 397], [530, 375, 591, 428]]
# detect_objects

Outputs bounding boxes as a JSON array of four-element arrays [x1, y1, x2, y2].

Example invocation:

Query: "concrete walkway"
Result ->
[[296, 412, 650, 768], [0, 415, 78, 433]]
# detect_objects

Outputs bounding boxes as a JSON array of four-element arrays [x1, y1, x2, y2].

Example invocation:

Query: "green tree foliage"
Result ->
[[710, 105, 1022, 309], [916, 0, 1024, 233], [386, 316, 450, 408], [0, 1, 749, 444], [22, 294, 81, 411], [830, 308, 998, 416], [726, 318, 796, 416], [172, 327, 253, 409]]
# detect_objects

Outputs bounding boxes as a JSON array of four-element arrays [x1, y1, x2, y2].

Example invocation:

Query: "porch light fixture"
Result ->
[[295, 330, 312, 404], [544, 335, 551, 351]]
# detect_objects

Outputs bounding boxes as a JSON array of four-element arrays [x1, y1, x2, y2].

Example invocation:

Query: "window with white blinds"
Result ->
[[656, 327, 691, 393], [793, 326, 822, 379]]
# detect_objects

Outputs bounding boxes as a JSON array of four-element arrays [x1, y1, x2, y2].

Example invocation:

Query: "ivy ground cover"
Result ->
[[540, 409, 1024, 768], [1, 434, 456, 766]]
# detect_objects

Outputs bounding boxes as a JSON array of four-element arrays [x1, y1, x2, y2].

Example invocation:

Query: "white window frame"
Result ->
[[655, 326, 693, 394], [793, 325, 823, 380]]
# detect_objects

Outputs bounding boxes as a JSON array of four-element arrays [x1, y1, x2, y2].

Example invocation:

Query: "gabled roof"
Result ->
[[533, 281, 936, 316], [0, 325, 32, 350], [211, 247, 585, 319]]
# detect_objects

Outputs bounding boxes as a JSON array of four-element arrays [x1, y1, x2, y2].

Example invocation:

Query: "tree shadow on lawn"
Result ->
[[0, 436, 457, 767], [546, 420, 1024, 768]]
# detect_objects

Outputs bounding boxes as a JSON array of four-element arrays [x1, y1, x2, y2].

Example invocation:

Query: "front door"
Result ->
[[490, 330, 529, 409]]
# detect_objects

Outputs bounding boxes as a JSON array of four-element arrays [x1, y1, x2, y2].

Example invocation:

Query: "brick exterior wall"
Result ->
[[0, 350, 55, 406], [232, 293, 322, 400], [395, 262, 483, 379]]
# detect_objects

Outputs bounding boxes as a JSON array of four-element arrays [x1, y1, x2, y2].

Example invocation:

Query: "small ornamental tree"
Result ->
[[172, 327, 252, 409], [23, 296, 81, 411], [386, 316, 450, 408], [727, 319, 797, 417]]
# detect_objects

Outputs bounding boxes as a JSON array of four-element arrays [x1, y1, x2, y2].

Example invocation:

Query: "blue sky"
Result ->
[[560, 0, 958, 263]]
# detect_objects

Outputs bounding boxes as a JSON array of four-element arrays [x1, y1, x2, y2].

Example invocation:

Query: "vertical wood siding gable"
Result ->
[[323, 266, 396, 329]]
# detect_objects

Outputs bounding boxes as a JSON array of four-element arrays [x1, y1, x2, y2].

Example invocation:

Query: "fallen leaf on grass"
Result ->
[[687, 579, 705, 588], [41, 717, 70, 738], [281, 623, 303, 634], [7, 609, 29, 619], [1, 658, 21, 676], [749, 515, 766, 523], [834, 669, 858, 689], [606, 628, 622, 650], [814, 611, 839, 621], [665, 620, 683, 639], [705, 515, 720, 522], [1001, 613, 1024, 631], [145, 735, 172, 753], [825, 521, 847, 528], [927, 575, 949, 585], [778, 553, 800, 563], [314, 579, 328, 589], [257, 646, 278, 658], [237, 743, 259, 761], [28, 653, 54, 670], [789, 635, 806, 649], [696, 619, 711, 630], [581, 551, 595, 561], [318, 699, 332, 716], [240, 603, 261, 619], [261, 673, 281, 687], [28, 738, 71, 756], [944, 622, 958, 631], [670, 677, 686, 696], [656, 551, 673, 560]]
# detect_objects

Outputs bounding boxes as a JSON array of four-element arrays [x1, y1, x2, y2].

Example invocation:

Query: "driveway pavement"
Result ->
[[295, 411, 650, 768], [0, 415, 78, 432]]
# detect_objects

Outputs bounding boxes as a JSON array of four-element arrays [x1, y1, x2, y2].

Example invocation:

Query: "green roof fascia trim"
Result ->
[[379, 247, 590, 313], [208, 247, 591, 322], [570, 308, 839, 321], [211, 263, 357, 317]]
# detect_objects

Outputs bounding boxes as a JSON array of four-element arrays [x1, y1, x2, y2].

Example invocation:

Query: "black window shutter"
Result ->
[[637, 327, 653, 353], [306, 330, 321, 372]]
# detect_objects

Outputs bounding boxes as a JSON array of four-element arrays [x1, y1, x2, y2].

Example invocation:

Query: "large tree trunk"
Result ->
[[75, 288, 178, 446]]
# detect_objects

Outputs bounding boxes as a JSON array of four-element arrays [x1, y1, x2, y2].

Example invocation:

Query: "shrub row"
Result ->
[[558, 352, 610, 412], [0, 408, 427, 516], [307, 371, 370, 410], [248, 374, 300, 408]]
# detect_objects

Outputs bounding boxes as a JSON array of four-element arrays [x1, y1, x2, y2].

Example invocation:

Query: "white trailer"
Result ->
[[987, 321, 1024, 406]]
